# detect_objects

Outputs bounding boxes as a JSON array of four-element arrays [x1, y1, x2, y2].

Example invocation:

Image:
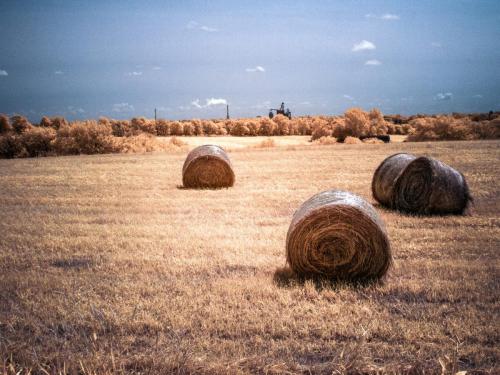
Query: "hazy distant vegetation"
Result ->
[[0, 109, 498, 158]]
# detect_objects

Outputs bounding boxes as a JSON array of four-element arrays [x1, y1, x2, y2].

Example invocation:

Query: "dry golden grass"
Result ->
[[0, 140, 499, 374]]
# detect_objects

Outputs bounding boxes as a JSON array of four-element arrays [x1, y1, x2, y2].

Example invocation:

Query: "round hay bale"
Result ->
[[286, 190, 391, 281], [182, 145, 235, 189], [372, 153, 472, 214], [372, 153, 417, 207]]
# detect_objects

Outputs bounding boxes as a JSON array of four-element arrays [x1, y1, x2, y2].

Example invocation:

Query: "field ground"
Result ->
[[0, 140, 499, 373], [158, 134, 408, 150]]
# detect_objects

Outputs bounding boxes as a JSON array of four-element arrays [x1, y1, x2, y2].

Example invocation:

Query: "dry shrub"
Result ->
[[116, 133, 169, 153], [0, 114, 13, 134], [49, 117, 69, 130], [362, 137, 384, 144], [182, 145, 235, 189], [20, 127, 56, 157], [131, 117, 157, 135], [344, 136, 362, 144], [272, 114, 290, 135], [286, 190, 391, 281], [368, 108, 389, 135], [189, 119, 203, 136], [253, 138, 276, 148], [313, 136, 337, 145], [0, 134, 26, 158], [169, 121, 184, 136], [258, 118, 276, 136], [406, 116, 499, 141], [183, 122, 195, 136], [473, 118, 500, 139], [297, 117, 312, 135], [10, 115, 32, 134], [344, 108, 369, 137], [230, 120, 250, 136], [155, 119, 171, 136], [246, 119, 261, 136], [372, 153, 472, 215], [52, 121, 115, 155], [311, 125, 332, 141], [39, 116, 52, 127], [169, 136, 186, 147]]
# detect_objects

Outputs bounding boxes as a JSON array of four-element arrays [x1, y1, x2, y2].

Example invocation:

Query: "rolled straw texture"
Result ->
[[372, 153, 471, 214], [182, 145, 235, 189], [286, 190, 391, 281]]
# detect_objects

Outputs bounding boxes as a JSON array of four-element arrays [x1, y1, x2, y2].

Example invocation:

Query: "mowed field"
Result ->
[[0, 139, 499, 374]]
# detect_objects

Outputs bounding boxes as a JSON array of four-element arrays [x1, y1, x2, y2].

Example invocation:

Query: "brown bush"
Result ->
[[368, 108, 389, 135], [344, 108, 369, 137], [313, 136, 337, 145], [156, 119, 171, 136], [169, 121, 184, 136], [230, 120, 250, 136], [258, 118, 276, 136], [272, 115, 290, 135], [116, 133, 169, 154], [407, 116, 477, 141], [131, 117, 156, 135], [344, 136, 363, 144], [0, 134, 27, 158], [183, 122, 195, 136], [297, 118, 312, 135], [0, 114, 13, 134], [50, 117, 69, 130], [10, 115, 32, 134], [20, 127, 57, 157], [52, 121, 115, 155]]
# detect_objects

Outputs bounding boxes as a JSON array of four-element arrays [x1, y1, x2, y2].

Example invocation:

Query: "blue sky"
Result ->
[[0, 0, 499, 121]]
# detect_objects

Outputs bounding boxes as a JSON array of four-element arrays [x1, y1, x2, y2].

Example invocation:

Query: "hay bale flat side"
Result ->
[[182, 145, 235, 189], [286, 190, 391, 281], [372, 153, 417, 207], [393, 156, 471, 214]]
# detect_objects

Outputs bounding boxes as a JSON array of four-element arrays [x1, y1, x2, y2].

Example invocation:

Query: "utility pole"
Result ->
[[226, 104, 229, 120], [154, 108, 157, 123]]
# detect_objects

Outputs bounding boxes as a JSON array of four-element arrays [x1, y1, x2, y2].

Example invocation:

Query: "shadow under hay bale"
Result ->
[[182, 145, 235, 189], [372, 153, 472, 215], [285, 190, 392, 282]]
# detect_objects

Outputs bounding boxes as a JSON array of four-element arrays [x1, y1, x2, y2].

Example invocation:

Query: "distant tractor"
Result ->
[[269, 102, 291, 119]]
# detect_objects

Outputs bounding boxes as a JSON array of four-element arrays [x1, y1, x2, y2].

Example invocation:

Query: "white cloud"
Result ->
[[67, 106, 85, 115], [186, 20, 218, 32], [126, 71, 143, 76], [365, 13, 400, 20], [343, 94, 355, 101], [435, 92, 453, 101], [0, 70, 8, 76], [381, 13, 400, 20], [365, 59, 382, 66], [191, 98, 227, 109], [112, 103, 135, 113], [54, 70, 64, 75], [245, 65, 265, 73], [252, 100, 271, 109], [152, 66, 162, 70], [352, 40, 376, 52], [431, 42, 442, 48], [206, 98, 227, 106], [472, 94, 483, 98], [200, 25, 218, 32]]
